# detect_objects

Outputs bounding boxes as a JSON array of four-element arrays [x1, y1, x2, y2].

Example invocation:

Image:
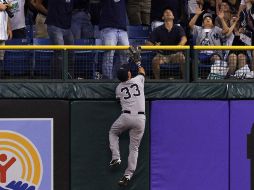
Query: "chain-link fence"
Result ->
[[193, 46, 254, 81], [0, 45, 190, 81]]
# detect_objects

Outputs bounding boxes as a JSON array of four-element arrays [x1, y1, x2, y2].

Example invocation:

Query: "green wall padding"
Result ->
[[0, 82, 229, 99], [71, 101, 150, 190]]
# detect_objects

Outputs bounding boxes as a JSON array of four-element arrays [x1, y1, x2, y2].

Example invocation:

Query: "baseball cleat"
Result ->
[[118, 175, 130, 186], [109, 159, 121, 168]]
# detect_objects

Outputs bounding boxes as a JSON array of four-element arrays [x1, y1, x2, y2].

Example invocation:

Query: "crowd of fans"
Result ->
[[0, 0, 254, 79]]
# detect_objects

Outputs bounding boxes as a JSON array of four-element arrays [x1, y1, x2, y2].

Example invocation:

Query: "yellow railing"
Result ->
[[0, 45, 190, 50], [0, 45, 252, 50], [194, 46, 254, 50], [141, 46, 190, 50]]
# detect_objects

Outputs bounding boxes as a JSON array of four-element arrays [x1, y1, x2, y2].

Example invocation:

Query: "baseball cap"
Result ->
[[203, 13, 213, 20], [117, 64, 130, 82]]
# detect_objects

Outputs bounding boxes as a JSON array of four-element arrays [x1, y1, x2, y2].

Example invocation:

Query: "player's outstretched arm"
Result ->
[[129, 45, 145, 76], [138, 67, 145, 76], [129, 46, 142, 66]]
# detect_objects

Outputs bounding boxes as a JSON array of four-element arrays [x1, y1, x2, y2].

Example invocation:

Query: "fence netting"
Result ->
[[0, 47, 188, 81]]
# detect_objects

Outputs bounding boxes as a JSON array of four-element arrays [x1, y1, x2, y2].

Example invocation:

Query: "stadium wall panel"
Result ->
[[0, 100, 70, 190], [230, 101, 254, 190], [151, 100, 229, 190]]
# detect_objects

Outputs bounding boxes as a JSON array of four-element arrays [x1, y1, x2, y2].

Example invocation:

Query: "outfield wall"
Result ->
[[0, 99, 253, 190], [0, 81, 254, 190]]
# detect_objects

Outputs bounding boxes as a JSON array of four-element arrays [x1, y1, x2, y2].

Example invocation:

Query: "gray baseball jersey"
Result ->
[[115, 74, 145, 113]]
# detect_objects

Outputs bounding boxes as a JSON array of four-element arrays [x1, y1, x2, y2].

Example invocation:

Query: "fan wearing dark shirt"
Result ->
[[147, 8, 187, 79]]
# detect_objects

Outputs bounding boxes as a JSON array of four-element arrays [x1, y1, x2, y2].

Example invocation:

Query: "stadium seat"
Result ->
[[33, 38, 52, 45], [4, 39, 32, 76], [74, 39, 95, 45], [127, 25, 150, 39], [33, 38, 53, 77], [129, 38, 147, 46], [5, 39, 29, 45]]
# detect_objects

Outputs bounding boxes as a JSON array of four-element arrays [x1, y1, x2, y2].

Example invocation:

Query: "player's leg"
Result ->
[[109, 115, 128, 166], [123, 117, 145, 179]]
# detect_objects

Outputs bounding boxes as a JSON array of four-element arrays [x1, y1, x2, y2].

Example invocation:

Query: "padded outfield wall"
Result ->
[[0, 83, 253, 190]]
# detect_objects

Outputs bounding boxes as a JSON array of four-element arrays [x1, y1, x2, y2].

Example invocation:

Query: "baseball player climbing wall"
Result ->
[[71, 101, 150, 190], [109, 65, 146, 186]]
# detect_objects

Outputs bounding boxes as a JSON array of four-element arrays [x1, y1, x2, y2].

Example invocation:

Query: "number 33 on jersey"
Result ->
[[116, 74, 145, 114]]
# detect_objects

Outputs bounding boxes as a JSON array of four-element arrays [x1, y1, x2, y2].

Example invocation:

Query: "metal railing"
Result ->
[[0, 45, 190, 82], [4, 45, 254, 82]]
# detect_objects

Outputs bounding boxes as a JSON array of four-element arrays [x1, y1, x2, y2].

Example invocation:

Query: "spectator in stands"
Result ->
[[150, 0, 187, 30], [0, 2, 12, 76], [46, 0, 73, 45], [99, 0, 129, 79], [238, 0, 251, 14], [147, 8, 187, 79], [189, 7, 229, 64], [225, 15, 249, 75], [9, 0, 29, 39], [215, 1, 232, 28], [31, 0, 48, 38], [193, 0, 217, 26], [46, 0, 74, 78], [127, 0, 151, 25], [238, 1, 253, 43], [216, 0, 238, 14], [238, 0, 254, 70], [200, 0, 216, 15], [71, 0, 93, 39]]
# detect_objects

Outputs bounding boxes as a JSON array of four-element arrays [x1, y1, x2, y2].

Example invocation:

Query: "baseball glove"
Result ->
[[129, 46, 142, 68]]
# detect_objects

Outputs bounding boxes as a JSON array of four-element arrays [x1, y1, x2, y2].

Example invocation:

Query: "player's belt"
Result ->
[[122, 110, 145, 115]]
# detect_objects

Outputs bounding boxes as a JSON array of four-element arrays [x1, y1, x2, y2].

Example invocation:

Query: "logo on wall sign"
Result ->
[[0, 131, 43, 190]]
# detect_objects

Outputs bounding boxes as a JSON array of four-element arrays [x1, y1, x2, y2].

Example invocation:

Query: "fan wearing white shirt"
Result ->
[[189, 6, 229, 64], [0, 1, 12, 77], [9, 0, 27, 39]]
